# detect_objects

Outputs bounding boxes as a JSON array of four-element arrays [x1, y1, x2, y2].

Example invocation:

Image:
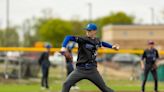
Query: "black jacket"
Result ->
[[75, 36, 101, 66], [38, 52, 50, 67]]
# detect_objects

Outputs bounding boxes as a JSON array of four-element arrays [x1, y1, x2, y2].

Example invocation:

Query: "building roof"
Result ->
[[103, 24, 164, 31]]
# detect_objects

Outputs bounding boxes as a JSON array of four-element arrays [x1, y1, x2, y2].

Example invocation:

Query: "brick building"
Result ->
[[102, 25, 164, 50]]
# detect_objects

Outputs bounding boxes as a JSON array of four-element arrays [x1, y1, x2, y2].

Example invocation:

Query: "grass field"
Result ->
[[0, 65, 164, 92], [0, 79, 164, 92]]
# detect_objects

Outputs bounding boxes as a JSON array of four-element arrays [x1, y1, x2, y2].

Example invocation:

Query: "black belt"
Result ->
[[77, 63, 96, 70]]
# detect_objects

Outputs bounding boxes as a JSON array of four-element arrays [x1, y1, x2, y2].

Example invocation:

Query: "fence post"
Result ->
[[18, 57, 22, 80], [4, 57, 9, 79]]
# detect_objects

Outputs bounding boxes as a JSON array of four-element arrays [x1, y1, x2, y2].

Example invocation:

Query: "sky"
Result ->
[[0, 0, 164, 28]]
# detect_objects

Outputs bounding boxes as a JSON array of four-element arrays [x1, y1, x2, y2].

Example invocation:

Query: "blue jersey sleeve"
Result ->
[[62, 36, 76, 48], [101, 41, 113, 48], [67, 42, 76, 50]]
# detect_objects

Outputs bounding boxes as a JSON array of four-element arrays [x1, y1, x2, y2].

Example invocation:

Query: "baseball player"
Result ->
[[38, 44, 51, 89], [65, 42, 75, 77], [141, 40, 159, 92], [60, 23, 119, 92], [64, 42, 79, 89]]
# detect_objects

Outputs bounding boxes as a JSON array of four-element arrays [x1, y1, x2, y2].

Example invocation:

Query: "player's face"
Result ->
[[46, 48, 50, 52], [148, 44, 154, 49], [86, 30, 97, 38]]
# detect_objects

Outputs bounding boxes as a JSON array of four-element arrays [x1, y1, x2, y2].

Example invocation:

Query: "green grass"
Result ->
[[0, 66, 164, 92], [0, 80, 164, 92], [0, 84, 39, 92]]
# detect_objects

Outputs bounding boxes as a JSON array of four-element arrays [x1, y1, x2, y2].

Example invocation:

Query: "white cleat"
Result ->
[[71, 86, 79, 90], [41, 87, 46, 90]]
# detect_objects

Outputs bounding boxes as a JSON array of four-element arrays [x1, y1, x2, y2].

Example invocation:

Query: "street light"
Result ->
[[87, 2, 92, 22], [4, 0, 10, 79], [150, 7, 155, 25], [6, 0, 10, 28], [5, 0, 10, 46]]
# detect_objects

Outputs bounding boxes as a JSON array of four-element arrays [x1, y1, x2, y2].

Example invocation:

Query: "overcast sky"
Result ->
[[0, 0, 164, 28]]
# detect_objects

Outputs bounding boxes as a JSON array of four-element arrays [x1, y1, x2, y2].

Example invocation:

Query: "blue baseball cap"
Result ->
[[84, 23, 97, 31], [45, 43, 52, 48]]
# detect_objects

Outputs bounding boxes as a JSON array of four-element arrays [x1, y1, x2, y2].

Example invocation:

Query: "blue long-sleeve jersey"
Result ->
[[62, 35, 113, 49], [62, 35, 113, 64]]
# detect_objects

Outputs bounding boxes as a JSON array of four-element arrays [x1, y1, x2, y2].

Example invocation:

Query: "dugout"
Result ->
[[0, 52, 40, 79], [10, 57, 40, 78]]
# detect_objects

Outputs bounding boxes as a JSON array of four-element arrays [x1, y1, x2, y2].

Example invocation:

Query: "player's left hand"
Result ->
[[112, 44, 120, 50], [61, 47, 67, 52], [152, 64, 157, 70], [59, 47, 67, 55]]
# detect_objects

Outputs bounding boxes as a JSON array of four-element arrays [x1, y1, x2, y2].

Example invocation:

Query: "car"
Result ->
[[112, 53, 141, 64]]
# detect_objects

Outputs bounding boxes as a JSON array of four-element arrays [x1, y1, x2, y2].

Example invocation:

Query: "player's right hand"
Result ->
[[112, 44, 120, 50]]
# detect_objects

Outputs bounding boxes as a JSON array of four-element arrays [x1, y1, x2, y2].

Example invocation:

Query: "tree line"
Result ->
[[0, 11, 134, 47]]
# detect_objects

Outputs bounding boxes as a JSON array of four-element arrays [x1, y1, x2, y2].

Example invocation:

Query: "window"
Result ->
[[149, 31, 154, 36]]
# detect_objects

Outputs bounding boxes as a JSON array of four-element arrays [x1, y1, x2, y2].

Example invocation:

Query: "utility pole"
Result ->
[[4, 0, 10, 79], [88, 3, 92, 22], [150, 7, 155, 25], [5, 0, 10, 46]]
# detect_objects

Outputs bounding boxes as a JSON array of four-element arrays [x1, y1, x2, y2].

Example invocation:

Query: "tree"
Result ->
[[38, 19, 74, 47], [32, 11, 134, 47], [0, 30, 4, 46], [20, 19, 39, 47], [95, 11, 134, 37], [70, 20, 85, 35], [23, 31, 38, 47], [2, 28, 19, 47], [96, 11, 134, 25]]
